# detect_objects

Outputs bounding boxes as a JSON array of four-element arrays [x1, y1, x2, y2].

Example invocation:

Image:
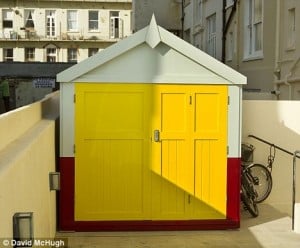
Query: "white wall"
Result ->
[[242, 100, 300, 215], [0, 92, 59, 238]]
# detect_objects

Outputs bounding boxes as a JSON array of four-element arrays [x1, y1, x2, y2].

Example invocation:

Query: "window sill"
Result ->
[[285, 46, 296, 52], [243, 54, 264, 62]]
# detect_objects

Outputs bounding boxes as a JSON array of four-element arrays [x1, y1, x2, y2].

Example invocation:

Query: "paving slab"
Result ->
[[56, 204, 300, 248]]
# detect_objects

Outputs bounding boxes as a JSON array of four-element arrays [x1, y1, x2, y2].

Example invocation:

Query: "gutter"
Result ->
[[222, 0, 238, 63]]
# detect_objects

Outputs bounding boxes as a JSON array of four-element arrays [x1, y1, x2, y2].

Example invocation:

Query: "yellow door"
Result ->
[[75, 83, 227, 221], [151, 85, 228, 215], [75, 83, 151, 220]]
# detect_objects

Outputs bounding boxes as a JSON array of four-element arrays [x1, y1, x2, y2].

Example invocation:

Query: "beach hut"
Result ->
[[57, 16, 246, 231]]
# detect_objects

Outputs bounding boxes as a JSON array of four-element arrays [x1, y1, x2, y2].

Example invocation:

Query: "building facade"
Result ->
[[183, 0, 223, 61], [186, 0, 300, 100], [274, 0, 300, 100], [0, 0, 132, 63], [133, 0, 300, 100], [132, 0, 182, 35], [224, 0, 277, 99]]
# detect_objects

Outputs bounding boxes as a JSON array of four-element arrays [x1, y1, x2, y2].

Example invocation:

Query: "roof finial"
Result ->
[[145, 14, 161, 48]]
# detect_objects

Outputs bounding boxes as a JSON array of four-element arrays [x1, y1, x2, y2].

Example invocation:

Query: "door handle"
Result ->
[[154, 130, 160, 142]]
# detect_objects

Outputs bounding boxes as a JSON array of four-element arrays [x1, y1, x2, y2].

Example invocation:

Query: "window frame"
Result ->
[[24, 9, 35, 29], [46, 10, 56, 37], [88, 48, 99, 57], [67, 48, 78, 63], [194, 0, 202, 25], [67, 10, 78, 32], [243, 0, 264, 60], [206, 13, 217, 58], [46, 47, 57, 62], [88, 10, 99, 31], [25, 47, 35, 62], [3, 48, 13, 61], [2, 9, 13, 28], [286, 7, 296, 50]]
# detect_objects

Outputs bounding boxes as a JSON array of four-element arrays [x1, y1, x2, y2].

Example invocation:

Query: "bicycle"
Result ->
[[240, 145, 259, 217], [241, 143, 274, 203]]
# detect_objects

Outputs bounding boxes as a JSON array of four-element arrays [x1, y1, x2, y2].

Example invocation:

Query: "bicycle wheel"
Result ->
[[241, 180, 259, 217], [248, 163, 272, 203]]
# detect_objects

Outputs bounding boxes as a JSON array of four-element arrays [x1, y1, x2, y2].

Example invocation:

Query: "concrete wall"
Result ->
[[0, 91, 59, 238], [242, 100, 300, 215], [132, 0, 181, 32]]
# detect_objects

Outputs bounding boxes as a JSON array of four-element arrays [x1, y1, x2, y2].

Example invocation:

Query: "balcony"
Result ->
[[0, 29, 122, 42]]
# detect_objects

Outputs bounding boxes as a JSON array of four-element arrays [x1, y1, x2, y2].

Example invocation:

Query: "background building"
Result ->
[[133, 0, 300, 100], [0, 0, 132, 112], [0, 0, 132, 63], [132, 0, 182, 35], [186, 0, 300, 100]]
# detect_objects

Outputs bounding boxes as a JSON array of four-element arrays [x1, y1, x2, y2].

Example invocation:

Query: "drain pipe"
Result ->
[[222, 0, 238, 63], [292, 151, 300, 233], [181, 0, 185, 39], [273, 0, 281, 99]]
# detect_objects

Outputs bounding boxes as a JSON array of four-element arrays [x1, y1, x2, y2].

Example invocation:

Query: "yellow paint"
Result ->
[[75, 83, 227, 221], [151, 85, 228, 215]]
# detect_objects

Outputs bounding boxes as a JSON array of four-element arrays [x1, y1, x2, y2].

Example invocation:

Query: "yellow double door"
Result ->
[[75, 83, 227, 221]]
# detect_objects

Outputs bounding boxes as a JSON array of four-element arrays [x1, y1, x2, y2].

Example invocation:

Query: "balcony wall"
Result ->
[[0, 91, 59, 238]]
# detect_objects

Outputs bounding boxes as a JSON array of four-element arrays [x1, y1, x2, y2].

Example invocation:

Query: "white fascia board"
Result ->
[[158, 27, 247, 85], [57, 27, 148, 83]]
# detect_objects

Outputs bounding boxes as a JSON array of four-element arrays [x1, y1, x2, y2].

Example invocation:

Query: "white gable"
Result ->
[[57, 16, 246, 85], [76, 43, 235, 84]]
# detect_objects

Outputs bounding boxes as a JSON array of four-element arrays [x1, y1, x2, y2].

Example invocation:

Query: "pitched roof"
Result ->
[[57, 16, 246, 85]]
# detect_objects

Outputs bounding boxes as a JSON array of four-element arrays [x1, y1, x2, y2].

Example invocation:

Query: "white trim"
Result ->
[[243, 0, 263, 60], [60, 83, 74, 157], [228, 85, 242, 158], [57, 16, 246, 85]]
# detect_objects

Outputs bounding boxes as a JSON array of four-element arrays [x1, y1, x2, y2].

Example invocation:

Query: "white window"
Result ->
[[46, 10, 56, 37], [110, 11, 123, 39], [67, 10, 78, 31], [89, 11, 99, 31], [68, 48, 77, 62], [24, 9, 35, 29], [287, 8, 296, 49], [3, 48, 13, 61], [206, 14, 216, 58], [194, 0, 202, 25], [88, 48, 98, 57], [244, 0, 263, 59], [46, 47, 57, 62], [2, 9, 13, 28], [25, 47, 35, 62]]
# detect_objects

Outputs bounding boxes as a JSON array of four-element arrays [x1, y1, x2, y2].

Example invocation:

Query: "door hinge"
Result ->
[[189, 95, 192, 105], [227, 96, 230, 105], [73, 94, 76, 103], [227, 146, 229, 155], [73, 144, 76, 154]]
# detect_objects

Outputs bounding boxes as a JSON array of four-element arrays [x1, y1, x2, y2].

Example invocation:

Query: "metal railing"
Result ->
[[248, 134, 299, 231], [248, 134, 300, 158]]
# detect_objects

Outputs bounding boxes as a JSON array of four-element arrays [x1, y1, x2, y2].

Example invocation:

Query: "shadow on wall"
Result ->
[[242, 100, 300, 215]]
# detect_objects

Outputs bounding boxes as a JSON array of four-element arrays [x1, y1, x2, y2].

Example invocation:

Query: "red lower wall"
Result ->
[[58, 157, 240, 231]]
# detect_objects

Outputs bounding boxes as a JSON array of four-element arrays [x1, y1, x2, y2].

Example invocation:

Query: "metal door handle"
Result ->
[[154, 130, 160, 142]]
